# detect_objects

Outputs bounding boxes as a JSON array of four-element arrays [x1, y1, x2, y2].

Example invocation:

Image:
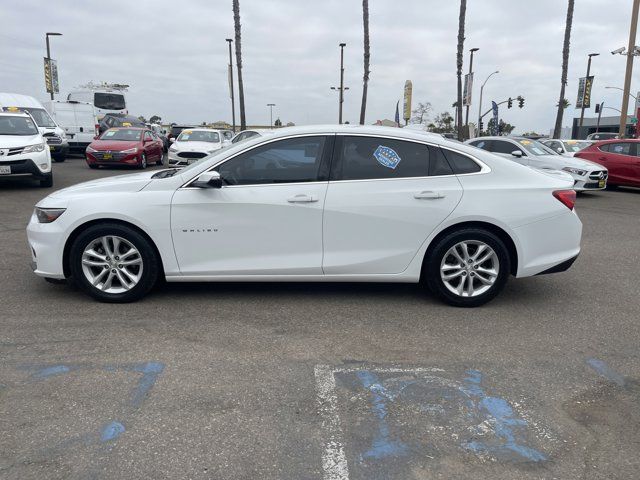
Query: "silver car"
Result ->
[[466, 136, 607, 191], [542, 139, 593, 157]]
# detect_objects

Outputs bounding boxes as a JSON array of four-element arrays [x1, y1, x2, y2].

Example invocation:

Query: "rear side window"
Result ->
[[94, 93, 125, 110], [331, 136, 430, 180], [605, 142, 632, 155], [440, 148, 482, 174]]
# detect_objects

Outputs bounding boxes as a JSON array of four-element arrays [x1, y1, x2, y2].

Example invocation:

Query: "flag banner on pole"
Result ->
[[463, 73, 473, 106], [403, 80, 413, 123], [576, 76, 594, 109], [394, 100, 400, 126], [491, 101, 499, 135]]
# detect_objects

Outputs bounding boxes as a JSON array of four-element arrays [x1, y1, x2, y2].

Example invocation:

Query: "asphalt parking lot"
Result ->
[[1, 156, 639, 480]]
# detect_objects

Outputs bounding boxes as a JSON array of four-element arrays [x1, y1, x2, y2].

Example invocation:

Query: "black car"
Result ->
[[168, 124, 196, 141], [99, 114, 146, 134]]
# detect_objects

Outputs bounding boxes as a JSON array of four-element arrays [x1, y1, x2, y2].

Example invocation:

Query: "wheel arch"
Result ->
[[420, 220, 518, 280], [62, 218, 165, 279]]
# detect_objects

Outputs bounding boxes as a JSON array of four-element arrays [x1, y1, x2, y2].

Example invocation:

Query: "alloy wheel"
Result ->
[[81, 235, 143, 294], [440, 240, 499, 297]]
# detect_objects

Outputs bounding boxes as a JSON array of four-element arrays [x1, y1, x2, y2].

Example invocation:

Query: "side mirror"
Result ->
[[93, 135, 99, 140], [511, 150, 523, 158], [556, 147, 563, 154], [193, 170, 222, 189]]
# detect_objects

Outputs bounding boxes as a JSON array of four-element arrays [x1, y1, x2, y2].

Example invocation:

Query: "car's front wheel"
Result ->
[[424, 228, 510, 307], [139, 153, 147, 169], [69, 223, 159, 302]]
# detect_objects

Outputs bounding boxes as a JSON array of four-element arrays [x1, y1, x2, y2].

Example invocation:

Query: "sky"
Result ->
[[0, 0, 637, 134]]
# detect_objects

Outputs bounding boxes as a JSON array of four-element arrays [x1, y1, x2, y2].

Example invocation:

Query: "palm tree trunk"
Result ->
[[233, 0, 246, 130], [553, 0, 575, 139], [456, 0, 467, 141], [359, 0, 370, 125]]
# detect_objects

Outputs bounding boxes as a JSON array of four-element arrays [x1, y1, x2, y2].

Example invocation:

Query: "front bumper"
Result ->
[[571, 170, 608, 191], [86, 151, 140, 167], [0, 157, 51, 179], [26, 212, 67, 279]]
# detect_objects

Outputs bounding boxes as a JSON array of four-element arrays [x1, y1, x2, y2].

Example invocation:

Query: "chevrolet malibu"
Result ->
[[27, 125, 582, 307]]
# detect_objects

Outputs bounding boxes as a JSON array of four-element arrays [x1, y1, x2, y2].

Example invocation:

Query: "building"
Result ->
[[571, 115, 637, 139]]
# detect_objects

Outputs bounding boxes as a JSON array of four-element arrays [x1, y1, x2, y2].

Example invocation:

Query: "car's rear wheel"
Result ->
[[69, 223, 159, 302], [424, 228, 510, 307]]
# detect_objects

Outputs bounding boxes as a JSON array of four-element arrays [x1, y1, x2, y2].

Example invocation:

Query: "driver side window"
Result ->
[[216, 136, 327, 186]]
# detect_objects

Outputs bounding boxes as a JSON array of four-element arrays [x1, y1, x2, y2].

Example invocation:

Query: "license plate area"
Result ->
[[0, 165, 11, 174]]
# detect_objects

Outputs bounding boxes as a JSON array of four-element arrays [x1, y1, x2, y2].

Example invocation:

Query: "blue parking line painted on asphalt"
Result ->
[[461, 369, 547, 462], [356, 370, 409, 459], [100, 421, 126, 442], [130, 362, 165, 407], [32, 365, 71, 379], [587, 358, 625, 387]]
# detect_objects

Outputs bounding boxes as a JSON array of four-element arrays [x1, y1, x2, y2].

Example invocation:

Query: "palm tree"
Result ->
[[455, 0, 467, 141], [232, 0, 246, 130], [359, 0, 370, 125], [553, 0, 575, 139]]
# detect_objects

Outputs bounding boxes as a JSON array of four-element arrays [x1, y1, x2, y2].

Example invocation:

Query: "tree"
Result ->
[[233, 0, 247, 130], [359, 0, 370, 125], [429, 111, 455, 133], [411, 102, 432, 124], [455, 0, 467, 141], [149, 115, 162, 124], [553, 0, 575, 139], [274, 118, 282, 127], [488, 118, 516, 136], [556, 98, 571, 109]]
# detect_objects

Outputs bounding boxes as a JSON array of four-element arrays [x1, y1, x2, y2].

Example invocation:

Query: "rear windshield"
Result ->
[[0, 116, 39, 135], [100, 128, 142, 141], [94, 93, 126, 110], [177, 130, 220, 142]]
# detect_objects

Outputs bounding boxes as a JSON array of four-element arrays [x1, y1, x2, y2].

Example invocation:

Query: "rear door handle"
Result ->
[[414, 191, 445, 200], [287, 194, 318, 203]]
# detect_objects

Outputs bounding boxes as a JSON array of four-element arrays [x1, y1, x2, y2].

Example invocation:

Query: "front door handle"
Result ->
[[287, 194, 318, 203], [414, 191, 445, 200]]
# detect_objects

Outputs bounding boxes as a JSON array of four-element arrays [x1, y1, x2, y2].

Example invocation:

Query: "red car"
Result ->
[[575, 139, 640, 187], [86, 127, 164, 169]]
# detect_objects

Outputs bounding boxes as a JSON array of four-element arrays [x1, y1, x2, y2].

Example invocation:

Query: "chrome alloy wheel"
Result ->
[[440, 240, 499, 298], [81, 235, 143, 293]]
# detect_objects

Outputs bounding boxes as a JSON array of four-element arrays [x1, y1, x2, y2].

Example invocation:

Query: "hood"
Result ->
[[47, 171, 157, 200], [537, 154, 602, 169], [530, 167, 574, 184], [172, 141, 222, 153], [90, 140, 139, 151], [0, 134, 43, 148]]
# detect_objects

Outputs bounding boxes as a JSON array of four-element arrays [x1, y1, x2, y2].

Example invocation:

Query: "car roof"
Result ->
[[0, 111, 30, 117]]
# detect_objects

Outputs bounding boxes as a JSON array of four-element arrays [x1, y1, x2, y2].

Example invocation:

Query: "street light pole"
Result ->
[[338, 43, 346, 124], [465, 47, 479, 127], [477, 70, 499, 136], [619, 0, 640, 137], [579, 53, 599, 129], [225, 38, 236, 133], [45, 32, 62, 100], [267, 103, 275, 128], [605, 86, 638, 101]]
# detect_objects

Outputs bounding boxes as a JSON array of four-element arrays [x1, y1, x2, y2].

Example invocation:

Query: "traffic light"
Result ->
[[479, 121, 484, 133], [517, 96, 525, 108], [507, 97, 513, 109]]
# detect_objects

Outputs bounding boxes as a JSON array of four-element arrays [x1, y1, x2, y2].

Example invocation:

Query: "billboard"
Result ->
[[44, 57, 59, 94], [463, 73, 473, 106], [403, 80, 412, 124], [576, 76, 594, 109]]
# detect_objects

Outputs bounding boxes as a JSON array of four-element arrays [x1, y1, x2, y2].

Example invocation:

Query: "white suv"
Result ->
[[0, 111, 53, 187]]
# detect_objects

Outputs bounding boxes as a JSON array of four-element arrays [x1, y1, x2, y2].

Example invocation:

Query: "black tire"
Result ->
[[53, 156, 66, 163], [606, 184, 618, 190], [156, 152, 163, 166], [139, 153, 147, 169], [424, 228, 510, 308], [88, 164, 99, 169], [69, 223, 160, 303], [39, 173, 53, 188]]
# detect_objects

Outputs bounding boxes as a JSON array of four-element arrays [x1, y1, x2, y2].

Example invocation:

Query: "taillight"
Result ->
[[553, 190, 576, 210], [95, 124, 100, 136]]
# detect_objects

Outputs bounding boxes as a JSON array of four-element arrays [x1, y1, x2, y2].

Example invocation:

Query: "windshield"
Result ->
[[99, 128, 142, 141], [516, 138, 558, 156], [94, 93, 126, 110], [177, 130, 220, 143], [20, 108, 57, 128], [563, 140, 591, 152], [0, 115, 39, 135]]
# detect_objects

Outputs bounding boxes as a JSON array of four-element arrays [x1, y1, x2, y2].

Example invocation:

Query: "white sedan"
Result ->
[[168, 128, 229, 167], [27, 125, 582, 307]]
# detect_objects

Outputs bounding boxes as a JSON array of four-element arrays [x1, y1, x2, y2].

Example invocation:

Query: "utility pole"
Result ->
[[267, 103, 275, 129], [331, 43, 347, 124], [226, 39, 236, 133], [465, 47, 479, 127], [619, 0, 640, 137], [45, 32, 62, 100], [579, 53, 599, 129]]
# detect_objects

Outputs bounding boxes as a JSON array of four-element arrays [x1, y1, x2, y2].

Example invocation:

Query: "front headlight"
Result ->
[[169, 145, 177, 152], [23, 143, 46, 153], [35, 207, 66, 223], [60, 132, 67, 140], [121, 147, 138, 154], [562, 167, 587, 176]]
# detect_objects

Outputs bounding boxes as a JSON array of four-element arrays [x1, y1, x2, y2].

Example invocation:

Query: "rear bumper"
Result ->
[[535, 254, 579, 275]]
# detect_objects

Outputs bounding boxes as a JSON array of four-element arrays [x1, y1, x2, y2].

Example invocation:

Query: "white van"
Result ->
[[67, 87, 127, 119], [0, 92, 69, 162], [44, 101, 98, 154]]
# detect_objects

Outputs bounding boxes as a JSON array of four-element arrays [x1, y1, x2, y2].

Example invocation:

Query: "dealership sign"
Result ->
[[43, 57, 59, 94], [403, 80, 412, 124], [576, 76, 594, 109]]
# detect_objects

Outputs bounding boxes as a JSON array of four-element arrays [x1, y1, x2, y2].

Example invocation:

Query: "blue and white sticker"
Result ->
[[373, 145, 401, 169]]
